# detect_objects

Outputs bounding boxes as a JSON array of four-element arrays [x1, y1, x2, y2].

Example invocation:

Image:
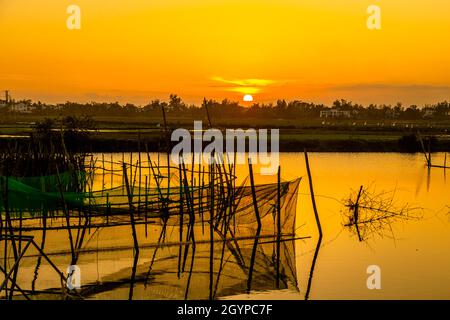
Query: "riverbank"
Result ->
[[2, 132, 450, 153], [2, 116, 450, 153]]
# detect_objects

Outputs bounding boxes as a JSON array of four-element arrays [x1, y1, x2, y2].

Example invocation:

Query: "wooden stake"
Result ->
[[123, 164, 139, 255], [353, 186, 363, 242], [304, 150, 323, 239], [276, 166, 281, 288]]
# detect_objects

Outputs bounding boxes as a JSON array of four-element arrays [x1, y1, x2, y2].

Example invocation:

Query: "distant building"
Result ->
[[0, 92, 8, 107], [423, 109, 435, 118], [9, 102, 35, 113], [320, 109, 351, 118], [39, 104, 61, 111]]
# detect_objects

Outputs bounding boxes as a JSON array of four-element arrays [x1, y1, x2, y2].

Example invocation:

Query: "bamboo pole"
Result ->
[[122, 153, 125, 195], [55, 166, 76, 265], [204, 100, 212, 129], [138, 132, 142, 217], [417, 132, 430, 166], [110, 153, 113, 189], [353, 186, 364, 242], [303, 150, 323, 300], [0, 238, 32, 293], [247, 159, 262, 293], [161, 105, 171, 213], [102, 153, 105, 195], [0, 264, 30, 300], [177, 161, 184, 278], [106, 193, 110, 225], [181, 161, 195, 273], [209, 163, 214, 300], [144, 175, 148, 238], [276, 166, 281, 288], [305, 234, 322, 300], [428, 137, 432, 167], [1, 170, 19, 299], [128, 251, 139, 301], [123, 163, 139, 255], [304, 150, 323, 239]]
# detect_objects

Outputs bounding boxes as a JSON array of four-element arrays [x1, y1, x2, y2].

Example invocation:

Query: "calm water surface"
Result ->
[[283, 152, 450, 300]]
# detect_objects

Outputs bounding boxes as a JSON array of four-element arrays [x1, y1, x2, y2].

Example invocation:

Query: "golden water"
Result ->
[[286, 152, 450, 300]]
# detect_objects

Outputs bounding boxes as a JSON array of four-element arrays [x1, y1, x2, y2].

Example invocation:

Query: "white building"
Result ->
[[423, 109, 435, 118], [9, 102, 35, 113], [320, 109, 351, 118]]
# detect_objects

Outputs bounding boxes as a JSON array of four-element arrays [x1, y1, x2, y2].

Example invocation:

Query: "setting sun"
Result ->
[[243, 94, 254, 102]]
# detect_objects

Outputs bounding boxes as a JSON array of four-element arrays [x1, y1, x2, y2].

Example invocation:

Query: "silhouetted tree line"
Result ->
[[10, 95, 450, 120], [33, 115, 97, 152]]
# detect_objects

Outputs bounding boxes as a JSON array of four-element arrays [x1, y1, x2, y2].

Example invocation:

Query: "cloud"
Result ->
[[329, 83, 450, 92], [227, 86, 261, 94], [210, 76, 283, 96], [323, 83, 450, 105], [211, 77, 277, 87]]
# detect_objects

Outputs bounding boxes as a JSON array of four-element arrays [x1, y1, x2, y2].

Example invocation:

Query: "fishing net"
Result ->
[[0, 172, 87, 212], [1, 160, 302, 300], [1, 165, 301, 237]]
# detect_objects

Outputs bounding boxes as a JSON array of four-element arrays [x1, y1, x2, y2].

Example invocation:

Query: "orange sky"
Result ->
[[0, 0, 449, 106]]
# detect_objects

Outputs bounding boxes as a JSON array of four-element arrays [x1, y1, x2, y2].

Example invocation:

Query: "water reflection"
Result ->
[[292, 152, 450, 300], [3, 226, 300, 300], [342, 185, 424, 242]]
